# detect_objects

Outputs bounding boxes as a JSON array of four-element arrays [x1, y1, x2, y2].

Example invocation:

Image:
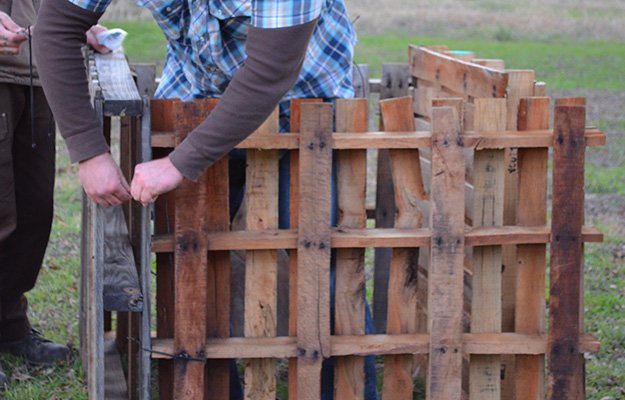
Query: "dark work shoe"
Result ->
[[0, 363, 6, 387], [0, 329, 69, 365]]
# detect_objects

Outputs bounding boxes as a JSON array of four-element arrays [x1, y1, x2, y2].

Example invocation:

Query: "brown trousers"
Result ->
[[0, 83, 55, 342]]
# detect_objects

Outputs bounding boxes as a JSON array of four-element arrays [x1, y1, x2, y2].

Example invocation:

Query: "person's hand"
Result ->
[[0, 11, 27, 55], [79, 153, 131, 207], [131, 157, 184, 206], [86, 24, 111, 54]]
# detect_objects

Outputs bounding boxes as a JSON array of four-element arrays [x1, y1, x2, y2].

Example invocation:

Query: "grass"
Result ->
[[2, 17, 624, 400]]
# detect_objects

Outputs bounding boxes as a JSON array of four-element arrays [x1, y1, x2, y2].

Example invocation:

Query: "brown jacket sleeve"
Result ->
[[168, 19, 317, 181], [33, 0, 108, 164]]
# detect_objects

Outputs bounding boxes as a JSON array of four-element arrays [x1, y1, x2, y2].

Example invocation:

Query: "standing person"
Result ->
[[34, 0, 378, 398], [0, 1, 109, 388]]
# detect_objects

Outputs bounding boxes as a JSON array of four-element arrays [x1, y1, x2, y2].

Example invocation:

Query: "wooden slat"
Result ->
[[334, 99, 368, 399], [470, 98, 507, 400], [152, 225, 602, 253], [427, 106, 465, 399], [409, 45, 509, 99], [288, 98, 322, 400], [352, 64, 370, 99], [104, 339, 129, 400], [205, 156, 231, 398], [296, 103, 333, 400], [515, 97, 550, 399], [151, 128, 606, 150], [102, 205, 142, 312], [173, 101, 209, 400], [151, 333, 600, 359], [381, 97, 426, 400], [93, 51, 143, 116], [374, 64, 410, 333], [548, 104, 587, 400], [244, 108, 280, 400], [501, 71, 536, 399]]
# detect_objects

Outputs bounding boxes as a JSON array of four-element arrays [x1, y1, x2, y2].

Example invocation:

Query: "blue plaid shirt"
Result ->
[[70, 0, 356, 101]]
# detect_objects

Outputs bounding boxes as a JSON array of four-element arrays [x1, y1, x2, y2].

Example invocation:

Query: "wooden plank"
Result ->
[[472, 59, 506, 70], [94, 51, 143, 116], [515, 97, 550, 400], [427, 106, 465, 399], [501, 70, 536, 399], [244, 108, 280, 400], [102, 205, 142, 312], [381, 97, 426, 400], [173, 101, 210, 400], [548, 104, 587, 400], [150, 128, 606, 150], [409, 45, 509, 99], [374, 64, 410, 333], [104, 338, 129, 400], [470, 98, 507, 400], [334, 99, 368, 399], [204, 156, 231, 398], [297, 103, 333, 400], [151, 333, 600, 359], [288, 98, 322, 400], [153, 225, 603, 252], [352, 64, 370, 99]]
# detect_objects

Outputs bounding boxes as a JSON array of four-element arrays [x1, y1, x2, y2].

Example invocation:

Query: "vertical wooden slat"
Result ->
[[548, 103, 586, 400], [288, 98, 323, 400], [470, 98, 506, 400], [244, 108, 280, 400], [373, 64, 410, 333], [334, 99, 368, 399], [381, 96, 426, 400], [515, 97, 550, 400], [173, 101, 209, 400], [501, 70, 535, 399], [152, 98, 180, 400], [297, 103, 333, 400], [204, 156, 232, 399], [426, 106, 465, 400]]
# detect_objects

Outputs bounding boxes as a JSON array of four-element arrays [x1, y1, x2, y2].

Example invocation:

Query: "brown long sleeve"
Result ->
[[33, 0, 108, 164], [168, 20, 316, 181]]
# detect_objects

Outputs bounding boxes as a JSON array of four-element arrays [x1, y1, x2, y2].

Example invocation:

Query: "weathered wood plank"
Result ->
[[244, 108, 280, 400], [288, 98, 322, 400], [173, 101, 210, 400], [153, 225, 603, 253], [297, 103, 333, 400], [470, 98, 507, 400], [501, 70, 536, 399], [151, 128, 606, 150], [548, 104, 587, 400], [151, 333, 600, 359], [381, 97, 426, 400], [94, 51, 143, 116], [205, 156, 231, 398], [374, 64, 410, 333], [334, 99, 368, 399], [102, 205, 142, 312], [409, 45, 509, 99], [427, 106, 465, 400], [515, 97, 550, 400], [104, 338, 129, 400]]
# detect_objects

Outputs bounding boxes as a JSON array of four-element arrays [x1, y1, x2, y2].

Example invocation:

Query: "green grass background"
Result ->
[[1, 17, 623, 400]]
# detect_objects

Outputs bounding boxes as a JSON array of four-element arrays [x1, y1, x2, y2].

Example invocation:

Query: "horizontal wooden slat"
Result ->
[[409, 45, 509, 98], [151, 226, 602, 252], [151, 129, 605, 149], [150, 333, 599, 359]]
